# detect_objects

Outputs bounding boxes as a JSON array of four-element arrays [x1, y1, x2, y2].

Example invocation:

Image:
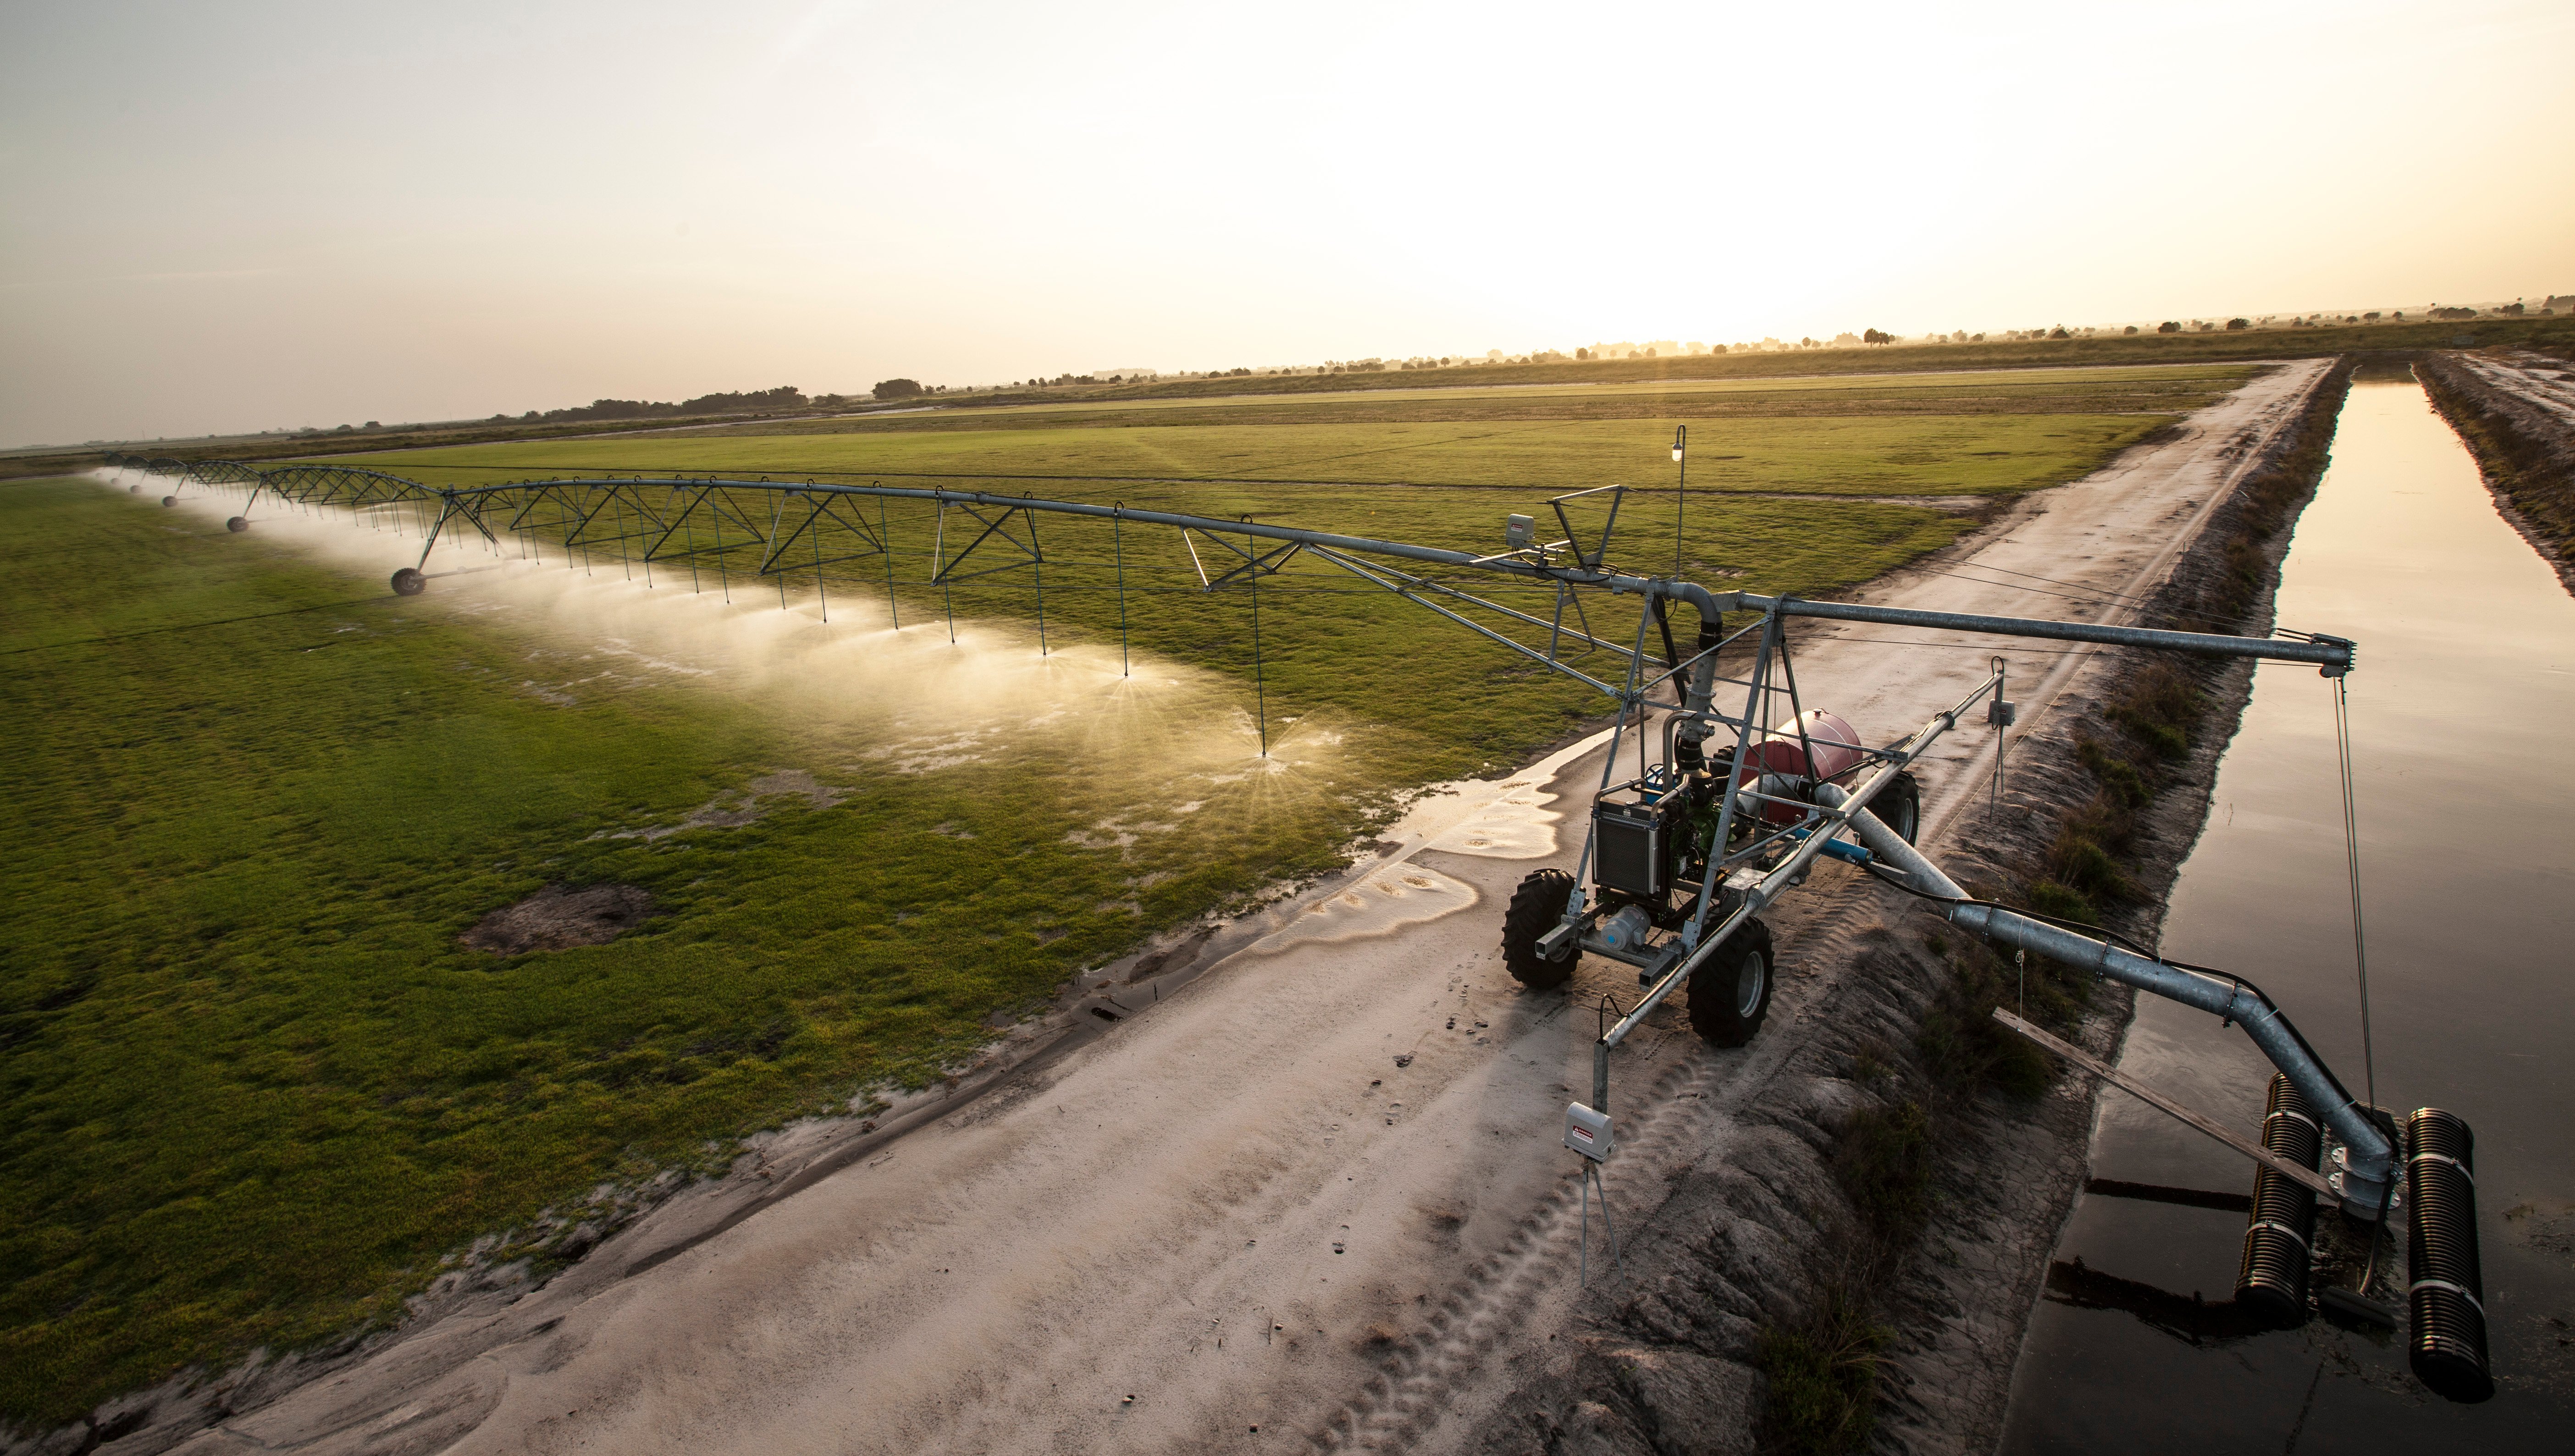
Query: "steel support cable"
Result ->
[[2334, 674, 2376, 1118]]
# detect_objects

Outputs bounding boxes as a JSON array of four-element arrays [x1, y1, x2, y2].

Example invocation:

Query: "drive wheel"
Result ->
[[390, 567, 427, 596], [1874, 770, 1921, 844], [226, 516, 249, 532], [1501, 868, 1576, 990], [1689, 917, 1774, 1046]]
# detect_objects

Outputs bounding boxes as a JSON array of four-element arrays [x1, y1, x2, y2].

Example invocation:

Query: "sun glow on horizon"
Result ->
[[3, 0, 2569, 446]]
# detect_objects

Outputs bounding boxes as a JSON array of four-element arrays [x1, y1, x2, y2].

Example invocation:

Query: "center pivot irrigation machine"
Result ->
[[112, 446, 2493, 1403]]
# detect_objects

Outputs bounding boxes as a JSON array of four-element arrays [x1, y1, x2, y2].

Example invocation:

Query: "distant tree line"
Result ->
[[490, 386, 810, 425]]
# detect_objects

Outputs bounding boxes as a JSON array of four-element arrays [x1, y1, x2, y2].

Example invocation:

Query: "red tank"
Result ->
[[1737, 710, 1865, 824]]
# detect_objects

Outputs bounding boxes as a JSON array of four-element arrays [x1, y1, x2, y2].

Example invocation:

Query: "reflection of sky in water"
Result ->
[[2003, 380, 2575, 1450]]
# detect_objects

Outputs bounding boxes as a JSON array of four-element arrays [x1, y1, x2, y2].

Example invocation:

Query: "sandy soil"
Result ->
[[2453, 348, 2575, 431], [110, 362, 2329, 1456]]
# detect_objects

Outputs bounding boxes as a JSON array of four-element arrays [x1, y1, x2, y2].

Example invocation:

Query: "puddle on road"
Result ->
[[1245, 865, 1479, 954], [1420, 782, 1563, 859]]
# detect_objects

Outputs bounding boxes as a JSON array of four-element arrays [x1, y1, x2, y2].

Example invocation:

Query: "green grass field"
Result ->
[[3, 361, 2244, 1426]]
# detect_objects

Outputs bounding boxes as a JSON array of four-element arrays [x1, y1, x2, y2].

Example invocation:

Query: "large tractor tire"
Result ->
[[390, 567, 428, 596], [226, 516, 249, 532], [1689, 917, 1775, 1047], [1874, 769, 1922, 844], [1501, 868, 1577, 991]]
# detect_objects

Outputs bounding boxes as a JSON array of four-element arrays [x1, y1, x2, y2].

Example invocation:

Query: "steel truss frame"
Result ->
[[127, 456, 2388, 1205]]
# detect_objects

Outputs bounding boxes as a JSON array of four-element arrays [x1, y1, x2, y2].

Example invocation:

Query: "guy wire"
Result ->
[[2334, 674, 2376, 1116]]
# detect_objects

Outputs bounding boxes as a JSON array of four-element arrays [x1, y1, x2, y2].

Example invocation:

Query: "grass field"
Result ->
[[16, 309, 2567, 485], [359, 414, 2153, 498], [4, 362, 2243, 1426]]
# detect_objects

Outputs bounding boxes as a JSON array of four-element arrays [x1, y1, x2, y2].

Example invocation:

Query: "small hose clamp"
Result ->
[[2409, 1151, 2476, 1185], [2248, 1218, 2311, 1252], [2409, 1277, 2486, 1315]]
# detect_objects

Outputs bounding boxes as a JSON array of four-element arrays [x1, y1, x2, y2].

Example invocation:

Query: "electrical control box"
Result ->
[[1564, 1102, 1615, 1162]]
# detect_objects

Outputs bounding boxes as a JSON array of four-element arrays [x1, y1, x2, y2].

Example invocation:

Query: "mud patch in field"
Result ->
[[462, 884, 655, 954]]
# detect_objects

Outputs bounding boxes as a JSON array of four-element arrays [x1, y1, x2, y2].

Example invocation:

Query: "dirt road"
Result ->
[[158, 360, 2330, 1456]]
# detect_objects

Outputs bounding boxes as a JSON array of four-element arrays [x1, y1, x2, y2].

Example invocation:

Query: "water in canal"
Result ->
[[2000, 374, 2575, 1450]]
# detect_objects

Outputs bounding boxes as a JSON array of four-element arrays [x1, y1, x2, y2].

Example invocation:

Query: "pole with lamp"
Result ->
[[1671, 425, 1687, 579]]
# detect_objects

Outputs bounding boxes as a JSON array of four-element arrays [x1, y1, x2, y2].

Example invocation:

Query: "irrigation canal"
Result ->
[[2000, 371, 2575, 1447]]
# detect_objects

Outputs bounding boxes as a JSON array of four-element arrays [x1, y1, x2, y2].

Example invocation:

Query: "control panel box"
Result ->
[[1564, 1102, 1615, 1162]]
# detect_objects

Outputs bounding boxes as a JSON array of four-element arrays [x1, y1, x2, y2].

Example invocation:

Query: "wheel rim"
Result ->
[[1737, 950, 1767, 1017]]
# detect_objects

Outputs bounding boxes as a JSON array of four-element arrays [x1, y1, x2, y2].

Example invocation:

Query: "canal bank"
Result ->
[[1998, 371, 2575, 1449]]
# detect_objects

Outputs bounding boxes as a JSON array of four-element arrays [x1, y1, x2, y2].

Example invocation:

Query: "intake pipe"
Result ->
[[2407, 1107, 2493, 1403], [1815, 782, 2398, 1214], [2235, 1073, 2322, 1325]]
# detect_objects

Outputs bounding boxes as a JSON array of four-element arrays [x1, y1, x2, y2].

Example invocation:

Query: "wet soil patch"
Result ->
[[461, 884, 654, 955]]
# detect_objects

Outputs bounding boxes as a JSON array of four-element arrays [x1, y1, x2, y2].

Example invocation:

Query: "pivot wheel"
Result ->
[[161, 496, 177, 507], [390, 567, 428, 596], [1689, 917, 1775, 1046], [1501, 867, 1577, 990], [1875, 770, 1922, 844], [226, 517, 249, 532]]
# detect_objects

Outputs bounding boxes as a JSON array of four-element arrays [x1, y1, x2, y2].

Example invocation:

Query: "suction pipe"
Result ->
[[1821, 787, 2397, 1212]]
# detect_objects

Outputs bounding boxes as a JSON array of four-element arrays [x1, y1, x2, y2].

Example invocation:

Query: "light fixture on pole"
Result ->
[[1671, 425, 1687, 579]]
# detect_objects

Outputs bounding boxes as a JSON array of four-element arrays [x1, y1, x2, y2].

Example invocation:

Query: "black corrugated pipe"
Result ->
[[2235, 1073, 2322, 1325], [2406, 1107, 2493, 1403]]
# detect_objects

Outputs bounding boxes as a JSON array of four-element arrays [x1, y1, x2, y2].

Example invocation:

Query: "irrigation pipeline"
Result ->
[[112, 458, 2359, 680], [112, 451, 2508, 1404]]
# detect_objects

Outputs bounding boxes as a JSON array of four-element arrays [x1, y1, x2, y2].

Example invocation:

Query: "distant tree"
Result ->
[[2049, 325, 2071, 339], [1644, 347, 1657, 357], [2157, 321, 2181, 334], [874, 378, 925, 399], [2123, 325, 2139, 335], [1575, 347, 1590, 360], [2224, 318, 2250, 331], [1711, 343, 1728, 354], [1862, 328, 1893, 345]]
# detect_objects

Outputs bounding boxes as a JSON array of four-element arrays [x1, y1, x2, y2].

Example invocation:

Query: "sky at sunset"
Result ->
[[3, 0, 2569, 447]]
